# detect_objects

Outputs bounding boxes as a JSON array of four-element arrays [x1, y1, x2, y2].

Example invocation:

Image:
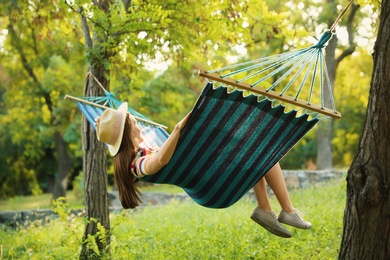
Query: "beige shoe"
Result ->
[[251, 207, 292, 238], [278, 209, 312, 229]]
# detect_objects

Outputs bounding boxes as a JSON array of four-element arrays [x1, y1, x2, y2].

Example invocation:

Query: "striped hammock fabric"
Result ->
[[69, 82, 319, 208], [142, 82, 318, 208]]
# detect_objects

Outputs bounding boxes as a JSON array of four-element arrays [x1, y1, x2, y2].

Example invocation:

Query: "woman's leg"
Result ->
[[263, 163, 295, 213], [252, 177, 272, 211], [251, 174, 292, 238], [263, 162, 312, 229]]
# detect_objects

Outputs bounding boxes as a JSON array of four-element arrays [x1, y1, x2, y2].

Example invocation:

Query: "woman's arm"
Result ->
[[142, 112, 191, 175]]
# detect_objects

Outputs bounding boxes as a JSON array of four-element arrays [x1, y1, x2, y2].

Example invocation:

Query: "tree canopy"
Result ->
[[0, 0, 375, 196]]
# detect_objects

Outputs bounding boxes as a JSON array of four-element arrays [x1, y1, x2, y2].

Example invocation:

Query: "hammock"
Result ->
[[66, 82, 318, 208], [65, 1, 353, 208]]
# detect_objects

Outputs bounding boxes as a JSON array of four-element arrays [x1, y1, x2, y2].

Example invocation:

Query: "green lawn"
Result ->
[[0, 191, 84, 211], [0, 184, 183, 211], [0, 178, 346, 259]]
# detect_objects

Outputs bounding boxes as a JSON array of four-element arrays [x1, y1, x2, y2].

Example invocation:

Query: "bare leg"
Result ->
[[252, 163, 311, 231], [263, 163, 295, 214], [251, 168, 292, 238], [253, 178, 272, 212]]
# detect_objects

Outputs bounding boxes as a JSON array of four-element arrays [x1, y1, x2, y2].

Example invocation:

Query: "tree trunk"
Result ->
[[78, 6, 112, 258], [339, 0, 390, 258], [79, 67, 111, 259], [316, 34, 337, 170], [52, 131, 72, 200]]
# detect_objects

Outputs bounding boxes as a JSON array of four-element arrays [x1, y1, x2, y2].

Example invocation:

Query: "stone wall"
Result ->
[[282, 169, 345, 190], [0, 169, 345, 227]]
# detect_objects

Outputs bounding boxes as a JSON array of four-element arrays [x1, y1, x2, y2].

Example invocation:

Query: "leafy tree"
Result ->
[[0, 1, 86, 199], [339, 0, 390, 257], [332, 47, 372, 167]]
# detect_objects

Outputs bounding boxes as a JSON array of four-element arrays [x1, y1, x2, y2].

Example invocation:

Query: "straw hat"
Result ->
[[96, 102, 128, 156]]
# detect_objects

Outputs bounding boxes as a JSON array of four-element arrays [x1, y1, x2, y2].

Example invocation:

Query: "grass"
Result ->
[[0, 191, 84, 211], [139, 183, 184, 193], [0, 184, 181, 211], [0, 179, 346, 259]]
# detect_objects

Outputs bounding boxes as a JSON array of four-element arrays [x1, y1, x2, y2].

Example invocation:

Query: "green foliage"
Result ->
[[0, 0, 86, 197], [281, 129, 318, 169], [332, 48, 372, 166], [0, 180, 346, 259], [51, 197, 72, 221], [71, 171, 85, 200], [81, 219, 109, 257], [0, 0, 377, 199], [0, 190, 84, 211]]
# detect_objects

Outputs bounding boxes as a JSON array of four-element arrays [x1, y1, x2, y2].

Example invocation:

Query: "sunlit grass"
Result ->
[[0, 191, 84, 211], [0, 178, 346, 259], [0, 184, 182, 211], [139, 183, 183, 193]]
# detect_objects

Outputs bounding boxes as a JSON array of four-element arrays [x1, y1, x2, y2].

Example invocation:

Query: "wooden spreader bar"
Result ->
[[64, 94, 168, 129], [198, 70, 341, 119]]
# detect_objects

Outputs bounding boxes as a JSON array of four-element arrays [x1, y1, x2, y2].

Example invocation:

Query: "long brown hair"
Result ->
[[113, 115, 143, 209]]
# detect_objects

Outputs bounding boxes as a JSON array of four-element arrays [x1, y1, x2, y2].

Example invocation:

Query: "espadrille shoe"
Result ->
[[278, 209, 312, 229], [251, 207, 292, 238]]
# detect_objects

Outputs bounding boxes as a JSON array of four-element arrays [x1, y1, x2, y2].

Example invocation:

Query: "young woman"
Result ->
[[95, 102, 311, 238]]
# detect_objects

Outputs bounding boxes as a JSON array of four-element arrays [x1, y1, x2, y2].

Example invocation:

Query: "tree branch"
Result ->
[[7, 23, 53, 113], [79, 7, 93, 49], [336, 4, 360, 64], [92, 0, 112, 12], [63, 0, 108, 33], [122, 0, 132, 13]]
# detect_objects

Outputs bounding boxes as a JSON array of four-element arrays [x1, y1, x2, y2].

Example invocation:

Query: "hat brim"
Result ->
[[107, 102, 128, 156]]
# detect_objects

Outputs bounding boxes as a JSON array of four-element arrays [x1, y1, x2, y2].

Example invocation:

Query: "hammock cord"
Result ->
[[201, 0, 354, 118], [322, 53, 337, 113], [73, 72, 167, 127], [282, 48, 314, 97], [263, 48, 317, 92], [329, 0, 355, 32], [205, 38, 330, 110], [86, 72, 108, 93], [292, 50, 318, 100]]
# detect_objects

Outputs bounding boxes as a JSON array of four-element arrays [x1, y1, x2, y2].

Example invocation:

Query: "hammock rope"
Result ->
[[329, 0, 355, 32], [66, 73, 168, 129], [199, 0, 354, 119], [200, 30, 340, 118]]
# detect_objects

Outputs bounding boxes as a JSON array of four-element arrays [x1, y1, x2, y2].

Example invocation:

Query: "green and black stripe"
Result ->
[[142, 82, 318, 208]]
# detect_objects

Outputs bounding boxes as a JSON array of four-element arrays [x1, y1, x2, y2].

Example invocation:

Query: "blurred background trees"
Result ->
[[0, 1, 86, 200], [0, 0, 379, 258], [0, 0, 376, 199]]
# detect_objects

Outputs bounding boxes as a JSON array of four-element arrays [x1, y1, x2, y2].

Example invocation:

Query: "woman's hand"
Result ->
[[175, 112, 192, 131]]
